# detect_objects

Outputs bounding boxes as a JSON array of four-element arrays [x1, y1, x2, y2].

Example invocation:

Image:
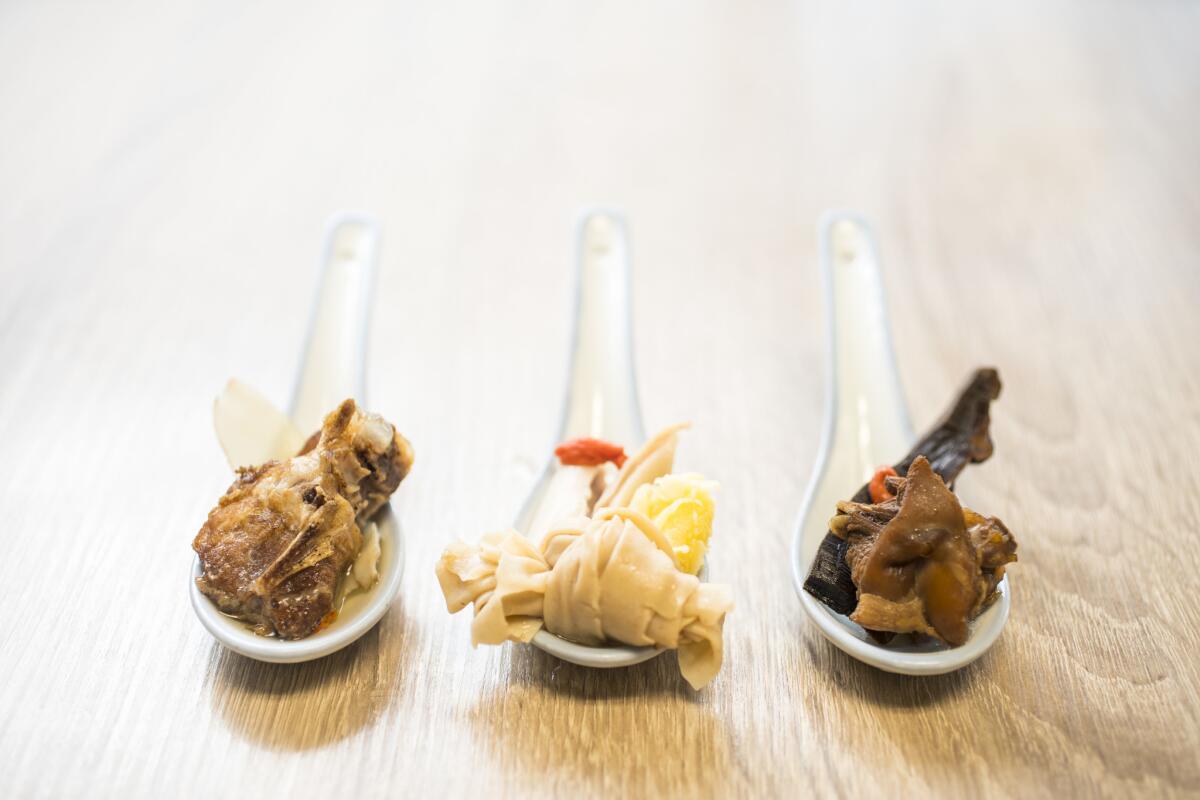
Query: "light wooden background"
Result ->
[[2, 1, 1198, 797]]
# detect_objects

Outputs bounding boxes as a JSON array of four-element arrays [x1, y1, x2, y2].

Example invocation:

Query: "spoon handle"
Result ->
[[821, 212, 913, 479], [557, 209, 645, 445], [289, 215, 380, 434]]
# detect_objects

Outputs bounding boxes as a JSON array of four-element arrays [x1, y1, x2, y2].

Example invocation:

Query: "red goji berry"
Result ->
[[554, 437, 627, 468]]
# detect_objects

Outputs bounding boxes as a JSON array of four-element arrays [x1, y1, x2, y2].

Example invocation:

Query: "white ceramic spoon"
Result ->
[[512, 209, 668, 669], [791, 212, 1010, 676], [189, 215, 406, 664]]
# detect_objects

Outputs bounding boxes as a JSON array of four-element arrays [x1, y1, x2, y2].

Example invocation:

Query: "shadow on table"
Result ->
[[803, 623, 977, 707], [206, 604, 413, 751], [799, 617, 1007, 790], [460, 644, 747, 795], [507, 643, 703, 702]]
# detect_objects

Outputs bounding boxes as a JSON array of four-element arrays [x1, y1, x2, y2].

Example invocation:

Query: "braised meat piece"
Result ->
[[193, 399, 413, 639], [831, 456, 1017, 645], [804, 368, 1003, 616]]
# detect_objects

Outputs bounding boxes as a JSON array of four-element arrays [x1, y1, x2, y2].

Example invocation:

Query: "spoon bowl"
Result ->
[[190, 506, 405, 663], [517, 209, 684, 669], [189, 214, 407, 663], [791, 212, 1010, 675]]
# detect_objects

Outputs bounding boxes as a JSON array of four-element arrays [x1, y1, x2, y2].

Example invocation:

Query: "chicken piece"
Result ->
[[805, 368, 1002, 616], [193, 399, 413, 639], [833, 456, 1017, 645]]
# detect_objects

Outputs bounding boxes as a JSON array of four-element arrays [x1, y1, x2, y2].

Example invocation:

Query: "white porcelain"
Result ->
[[190, 214, 407, 663], [290, 215, 381, 434], [516, 209, 663, 669], [791, 212, 1010, 676]]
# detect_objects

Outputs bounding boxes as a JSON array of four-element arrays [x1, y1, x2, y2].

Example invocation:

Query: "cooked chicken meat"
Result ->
[[831, 456, 1017, 645], [804, 368, 1003, 616], [193, 399, 413, 639]]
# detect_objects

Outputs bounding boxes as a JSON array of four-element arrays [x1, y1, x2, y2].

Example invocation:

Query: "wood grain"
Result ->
[[2, 1, 1199, 797]]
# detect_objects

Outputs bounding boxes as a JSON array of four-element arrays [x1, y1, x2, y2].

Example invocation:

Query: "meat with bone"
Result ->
[[193, 399, 413, 639]]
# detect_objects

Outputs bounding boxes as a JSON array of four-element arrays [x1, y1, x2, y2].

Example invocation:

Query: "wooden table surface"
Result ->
[[3, 1, 1199, 797]]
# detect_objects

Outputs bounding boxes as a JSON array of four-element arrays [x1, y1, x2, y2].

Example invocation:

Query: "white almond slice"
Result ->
[[352, 521, 381, 589], [595, 423, 689, 511], [213, 378, 306, 469]]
